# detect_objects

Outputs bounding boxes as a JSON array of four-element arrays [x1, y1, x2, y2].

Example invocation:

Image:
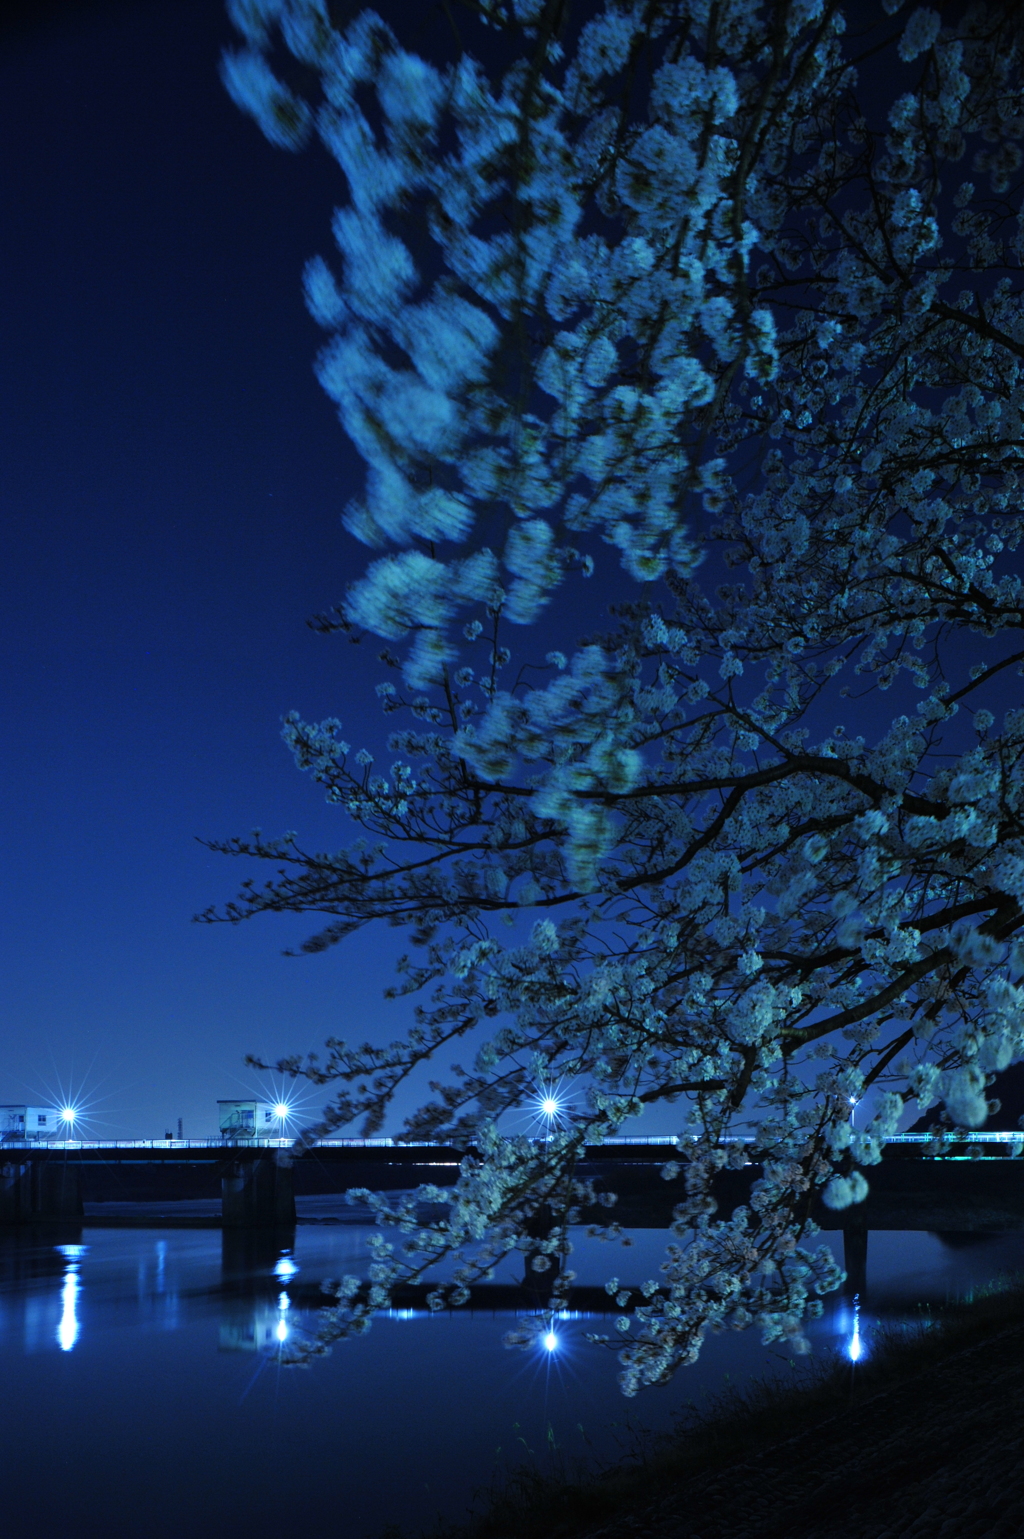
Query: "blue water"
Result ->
[[2, 1221, 1023, 1537]]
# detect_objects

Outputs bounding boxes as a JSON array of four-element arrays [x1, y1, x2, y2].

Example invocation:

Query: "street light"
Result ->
[[272, 1102, 290, 1121]]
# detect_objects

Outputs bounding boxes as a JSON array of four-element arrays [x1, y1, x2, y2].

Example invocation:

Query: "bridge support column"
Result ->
[[35, 1161, 83, 1219], [222, 1157, 295, 1228], [0, 1162, 30, 1222], [221, 1226, 297, 1280], [843, 1221, 868, 1298], [0, 1160, 82, 1222]]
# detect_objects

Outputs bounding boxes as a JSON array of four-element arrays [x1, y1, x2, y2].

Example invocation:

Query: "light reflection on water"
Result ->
[[841, 1294, 863, 1362], [1, 1223, 1023, 1537], [52, 1243, 88, 1353], [57, 1256, 81, 1352]]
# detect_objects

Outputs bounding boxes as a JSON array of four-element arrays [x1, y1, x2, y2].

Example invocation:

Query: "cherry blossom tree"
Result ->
[[211, 0, 1024, 1390]]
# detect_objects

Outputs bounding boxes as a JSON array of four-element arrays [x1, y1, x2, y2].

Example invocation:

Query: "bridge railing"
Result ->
[[1, 1130, 1021, 1152], [0, 1136, 415, 1151]]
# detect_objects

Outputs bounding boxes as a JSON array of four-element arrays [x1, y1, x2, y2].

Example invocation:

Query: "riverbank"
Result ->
[[433, 1279, 1024, 1539]]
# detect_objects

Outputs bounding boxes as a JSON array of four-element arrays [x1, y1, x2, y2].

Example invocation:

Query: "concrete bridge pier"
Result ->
[[843, 1220, 868, 1298], [0, 1162, 30, 1222], [0, 1160, 83, 1222], [222, 1156, 296, 1228], [221, 1225, 297, 1281]]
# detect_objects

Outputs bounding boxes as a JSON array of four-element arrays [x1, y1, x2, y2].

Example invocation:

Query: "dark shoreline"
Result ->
[[428, 1278, 1024, 1539]]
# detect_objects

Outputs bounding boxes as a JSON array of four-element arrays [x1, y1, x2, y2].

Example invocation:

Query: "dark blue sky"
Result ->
[[1, 0, 436, 1136], [3, 2, 1006, 1142]]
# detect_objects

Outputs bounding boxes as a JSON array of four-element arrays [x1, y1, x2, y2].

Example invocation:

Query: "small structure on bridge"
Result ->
[[217, 1100, 287, 1140], [0, 1106, 65, 1142]]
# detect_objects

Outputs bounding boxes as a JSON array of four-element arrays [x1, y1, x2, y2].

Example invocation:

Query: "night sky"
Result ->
[[4, 3, 1005, 1143], [1, 0, 448, 1137]]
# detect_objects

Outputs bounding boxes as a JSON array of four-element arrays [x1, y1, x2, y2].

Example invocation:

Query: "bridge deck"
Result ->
[[5, 1135, 1024, 1238]]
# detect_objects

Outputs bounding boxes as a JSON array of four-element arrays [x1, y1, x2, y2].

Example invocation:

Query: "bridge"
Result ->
[[4, 1132, 1024, 1294]]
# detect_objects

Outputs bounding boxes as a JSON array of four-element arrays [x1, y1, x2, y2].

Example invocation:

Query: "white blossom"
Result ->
[[220, 0, 1024, 1393], [899, 7, 941, 62]]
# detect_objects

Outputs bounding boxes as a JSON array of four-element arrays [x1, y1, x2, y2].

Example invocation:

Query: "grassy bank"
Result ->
[[415, 1273, 1024, 1539]]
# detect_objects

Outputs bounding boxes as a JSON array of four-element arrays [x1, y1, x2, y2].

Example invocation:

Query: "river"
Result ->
[[2, 1217, 1023, 1537]]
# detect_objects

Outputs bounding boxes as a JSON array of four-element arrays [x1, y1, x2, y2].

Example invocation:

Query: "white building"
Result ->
[[0, 1106, 64, 1141], [217, 1100, 286, 1139]]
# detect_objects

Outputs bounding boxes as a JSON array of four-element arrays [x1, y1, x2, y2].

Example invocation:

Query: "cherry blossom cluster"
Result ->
[[218, 0, 1024, 1392]]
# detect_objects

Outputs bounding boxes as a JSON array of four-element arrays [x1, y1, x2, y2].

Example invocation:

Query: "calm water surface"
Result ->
[[2, 1219, 1023, 1538]]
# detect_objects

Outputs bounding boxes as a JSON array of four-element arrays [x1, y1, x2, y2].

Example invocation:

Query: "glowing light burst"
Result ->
[[231, 1071, 321, 1137], [260, 1090, 313, 1137], [538, 1311, 579, 1360], [28, 1059, 120, 1143], [48, 1097, 89, 1140], [526, 1079, 576, 1140], [46, 1096, 86, 1139]]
